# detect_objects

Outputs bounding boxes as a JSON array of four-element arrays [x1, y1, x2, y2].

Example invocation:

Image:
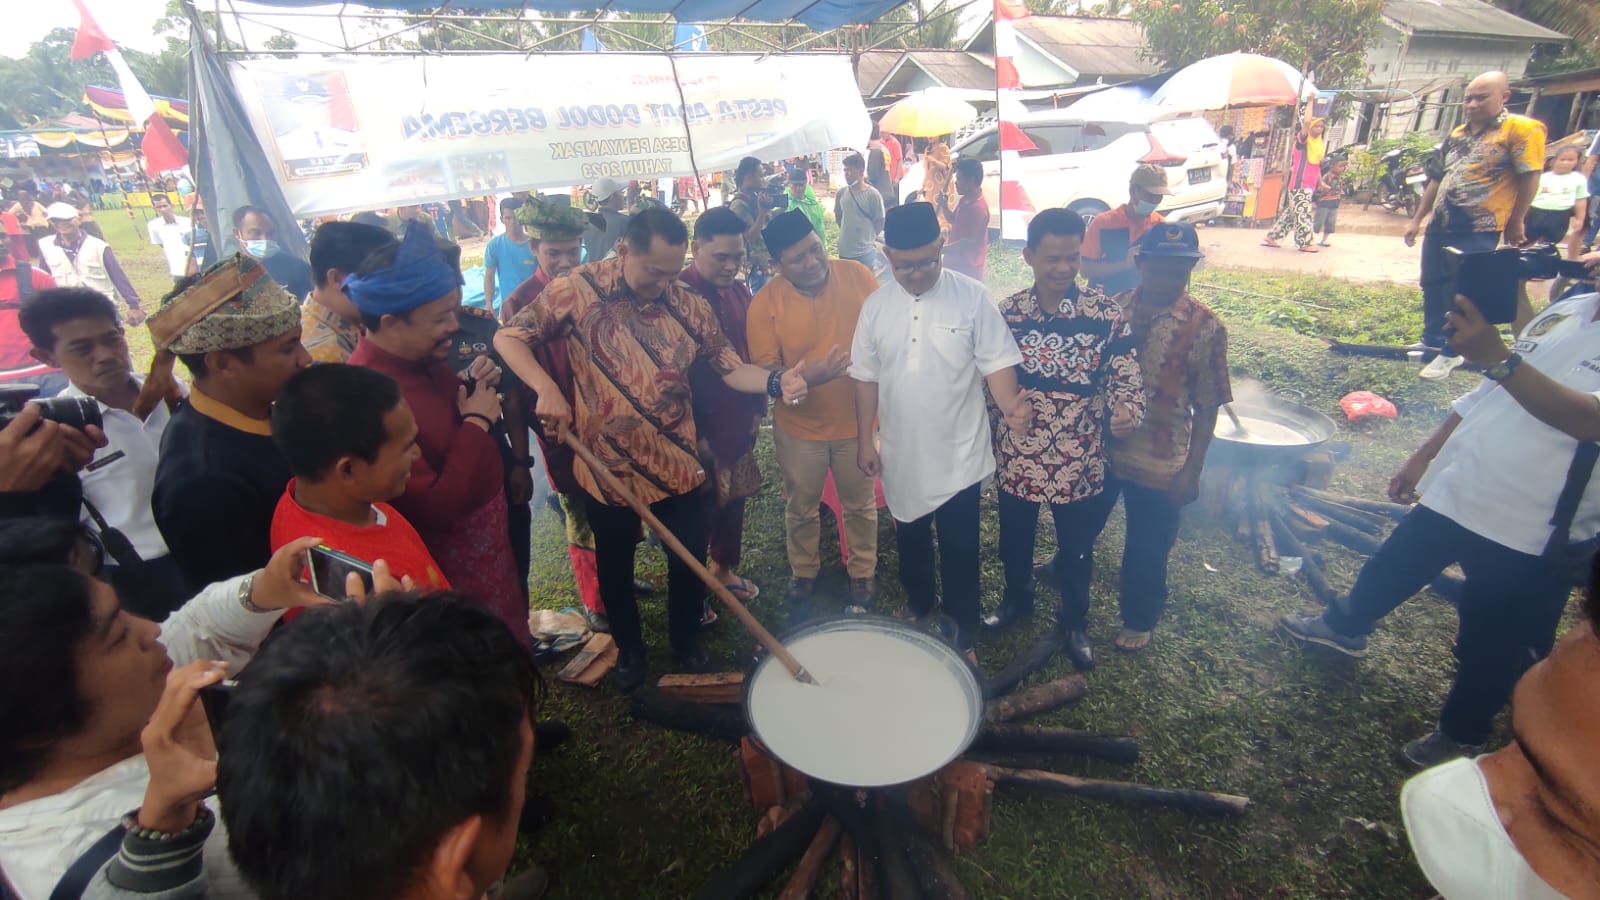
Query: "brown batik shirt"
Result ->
[[502, 256, 743, 506], [1108, 290, 1231, 490]]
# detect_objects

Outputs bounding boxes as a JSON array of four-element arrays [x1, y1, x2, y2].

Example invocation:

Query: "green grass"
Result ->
[[95, 220, 1566, 899]]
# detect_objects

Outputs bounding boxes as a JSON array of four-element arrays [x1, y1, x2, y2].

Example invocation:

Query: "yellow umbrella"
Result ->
[[878, 88, 978, 138]]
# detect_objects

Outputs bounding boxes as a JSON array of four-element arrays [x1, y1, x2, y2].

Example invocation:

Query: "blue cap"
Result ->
[[1135, 221, 1203, 260]]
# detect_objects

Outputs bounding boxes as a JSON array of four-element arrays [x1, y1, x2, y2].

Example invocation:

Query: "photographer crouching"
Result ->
[[1281, 261, 1600, 769]]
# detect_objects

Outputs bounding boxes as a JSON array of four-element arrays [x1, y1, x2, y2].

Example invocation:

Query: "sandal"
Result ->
[[1298, 245, 1319, 253], [1260, 238, 1282, 248], [700, 601, 719, 630], [721, 576, 760, 602], [1114, 628, 1153, 652]]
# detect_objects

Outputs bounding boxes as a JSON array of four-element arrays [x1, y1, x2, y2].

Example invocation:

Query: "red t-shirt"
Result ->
[[269, 481, 450, 592], [1, 260, 60, 380]]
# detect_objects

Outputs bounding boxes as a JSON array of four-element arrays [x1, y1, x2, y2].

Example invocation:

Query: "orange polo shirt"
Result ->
[[746, 259, 877, 442]]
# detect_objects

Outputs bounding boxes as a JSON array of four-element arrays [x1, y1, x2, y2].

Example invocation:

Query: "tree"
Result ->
[[0, 28, 114, 128], [1493, 0, 1600, 75], [1128, 0, 1386, 91]]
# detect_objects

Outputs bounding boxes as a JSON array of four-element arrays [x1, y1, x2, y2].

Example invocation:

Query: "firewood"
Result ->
[[1321, 517, 1382, 555], [872, 799, 924, 900], [630, 688, 747, 742], [1286, 503, 1330, 532], [978, 764, 1250, 817], [1269, 509, 1340, 606], [1287, 488, 1388, 533], [777, 816, 841, 900], [903, 834, 973, 900], [1250, 481, 1278, 575], [970, 724, 1139, 764], [739, 738, 810, 810], [982, 635, 1062, 699], [986, 675, 1088, 722], [656, 672, 745, 704], [691, 801, 825, 900], [1299, 451, 1335, 489], [1291, 486, 1413, 520], [838, 834, 859, 900], [556, 632, 617, 686]]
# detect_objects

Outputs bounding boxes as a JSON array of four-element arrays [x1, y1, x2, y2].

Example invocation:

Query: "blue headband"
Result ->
[[343, 219, 459, 316]]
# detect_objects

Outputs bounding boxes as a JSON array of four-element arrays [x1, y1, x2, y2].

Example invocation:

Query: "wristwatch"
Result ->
[[237, 572, 269, 614], [1484, 352, 1522, 382]]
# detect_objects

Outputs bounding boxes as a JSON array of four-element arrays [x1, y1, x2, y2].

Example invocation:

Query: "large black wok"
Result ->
[[1210, 389, 1336, 464]]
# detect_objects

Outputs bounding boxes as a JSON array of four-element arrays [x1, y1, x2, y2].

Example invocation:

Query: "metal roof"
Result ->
[[966, 15, 1157, 80], [853, 49, 904, 94], [876, 50, 997, 95], [1382, 0, 1566, 42]]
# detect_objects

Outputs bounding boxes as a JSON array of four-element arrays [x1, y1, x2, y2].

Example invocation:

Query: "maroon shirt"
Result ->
[[943, 193, 990, 281], [680, 265, 765, 467]]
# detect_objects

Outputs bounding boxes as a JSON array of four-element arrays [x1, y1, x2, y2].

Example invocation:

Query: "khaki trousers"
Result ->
[[773, 428, 878, 579]]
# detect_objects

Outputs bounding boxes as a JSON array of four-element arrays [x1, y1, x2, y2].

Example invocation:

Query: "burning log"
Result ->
[[1251, 481, 1279, 574], [1320, 517, 1382, 555], [970, 724, 1139, 764], [838, 834, 860, 900], [630, 688, 746, 743], [1291, 485, 1413, 521], [776, 816, 840, 900], [692, 800, 826, 900], [982, 635, 1062, 699], [903, 834, 972, 900], [1286, 503, 1331, 534], [1287, 487, 1388, 534], [1269, 509, 1340, 606], [872, 803, 922, 900], [987, 675, 1088, 722], [977, 764, 1250, 817]]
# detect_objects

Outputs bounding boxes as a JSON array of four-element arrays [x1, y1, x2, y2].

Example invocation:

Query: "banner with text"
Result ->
[[227, 54, 870, 218]]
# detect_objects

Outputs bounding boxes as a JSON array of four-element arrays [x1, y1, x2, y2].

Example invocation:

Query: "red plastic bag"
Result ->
[[1339, 391, 1397, 421]]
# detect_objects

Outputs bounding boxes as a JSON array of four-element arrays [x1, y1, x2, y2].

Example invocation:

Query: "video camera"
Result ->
[[0, 383, 101, 432], [1446, 244, 1593, 325]]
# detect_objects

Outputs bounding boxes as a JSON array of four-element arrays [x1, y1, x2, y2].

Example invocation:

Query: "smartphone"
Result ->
[[1444, 247, 1522, 325], [306, 545, 375, 600], [198, 678, 237, 749]]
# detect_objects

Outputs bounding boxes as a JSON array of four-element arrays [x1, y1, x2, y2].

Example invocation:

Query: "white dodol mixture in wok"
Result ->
[[748, 628, 974, 787]]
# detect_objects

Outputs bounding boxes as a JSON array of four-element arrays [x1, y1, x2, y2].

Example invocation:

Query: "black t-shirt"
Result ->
[[152, 400, 291, 593]]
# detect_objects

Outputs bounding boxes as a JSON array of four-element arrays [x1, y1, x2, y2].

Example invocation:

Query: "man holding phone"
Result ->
[[268, 364, 447, 595], [1282, 286, 1600, 769]]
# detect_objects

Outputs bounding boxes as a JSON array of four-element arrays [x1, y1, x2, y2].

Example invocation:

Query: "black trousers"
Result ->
[[896, 481, 982, 649], [1322, 506, 1573, 744], [584, 490, 708, 659], [1040, 477, 1185, 632], [507, 485, 532, 589], [997, 489, 1118, 631]]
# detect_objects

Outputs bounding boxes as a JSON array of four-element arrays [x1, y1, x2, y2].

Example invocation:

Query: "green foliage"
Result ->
[[1128, 0, 1387, 93], [1495, 0, 1600, 57], [1342, 131, 1438, 192]]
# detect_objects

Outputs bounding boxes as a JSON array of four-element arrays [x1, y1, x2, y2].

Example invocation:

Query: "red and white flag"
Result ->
[[71, 0, 188, 174], [994, 0, 1034, 241]]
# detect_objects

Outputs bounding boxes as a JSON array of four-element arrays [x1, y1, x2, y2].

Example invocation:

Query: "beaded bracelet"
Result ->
[[121, 804, 214, 842]]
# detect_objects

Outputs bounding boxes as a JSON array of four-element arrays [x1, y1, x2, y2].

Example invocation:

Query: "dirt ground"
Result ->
[[1196, 205, 1421, 285]]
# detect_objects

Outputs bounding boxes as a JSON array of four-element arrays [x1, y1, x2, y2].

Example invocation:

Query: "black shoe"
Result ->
[[516, 794, 555, 834], [673, 645, 721, 674], [1401, 729, 1484, 770], [981, 602, 1034, 632], [849, 577, 877, 610], [1060, 628, 1096, 671], [786, 575, 817, 604], [534, 720, 571, 754], [581, 606, 610, 634], [633, 578, 656, 597], [612, 649, 647, 692]]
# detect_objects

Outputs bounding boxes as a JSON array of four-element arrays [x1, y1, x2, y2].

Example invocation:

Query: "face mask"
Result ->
[[1132, 199, 1160, 216], [244, 239, 278, 259]]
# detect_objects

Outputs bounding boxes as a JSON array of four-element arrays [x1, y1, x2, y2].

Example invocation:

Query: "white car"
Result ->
[[899, 111, 1227, 229]]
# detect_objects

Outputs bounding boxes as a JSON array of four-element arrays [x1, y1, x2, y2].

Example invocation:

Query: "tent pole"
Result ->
[[667, 53, 705, 209]]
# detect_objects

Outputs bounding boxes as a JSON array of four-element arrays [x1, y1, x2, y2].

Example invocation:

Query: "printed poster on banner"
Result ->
[[227, 54, 871, 218]]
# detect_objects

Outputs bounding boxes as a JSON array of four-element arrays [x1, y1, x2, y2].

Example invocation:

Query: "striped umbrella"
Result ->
[[1151, 52, 1317, 111]]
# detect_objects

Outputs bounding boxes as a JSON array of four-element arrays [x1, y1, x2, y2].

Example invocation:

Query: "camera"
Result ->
[[1446, 244, 1592, 325], [0, 383, 102, 432]]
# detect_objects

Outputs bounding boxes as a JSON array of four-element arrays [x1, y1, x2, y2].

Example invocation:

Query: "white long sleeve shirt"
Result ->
[[0, 574, 283, 900]]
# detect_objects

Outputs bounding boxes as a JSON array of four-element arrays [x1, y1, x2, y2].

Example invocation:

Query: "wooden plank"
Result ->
[[777, 816, 841, 900], [656, 672, 745, 704], [556, 632, 616, 686], [986, 675, 1088, 722]]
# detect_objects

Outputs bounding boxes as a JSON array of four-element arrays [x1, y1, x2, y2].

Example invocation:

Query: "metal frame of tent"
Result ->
[[191, 0, 980, 58]]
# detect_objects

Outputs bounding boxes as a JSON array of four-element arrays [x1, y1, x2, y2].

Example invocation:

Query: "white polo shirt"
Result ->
[[1418, 291, 1600, 556], [59, 375, 185, 560], [147, 214, 193, 278], [850, 268, 1022, 522]]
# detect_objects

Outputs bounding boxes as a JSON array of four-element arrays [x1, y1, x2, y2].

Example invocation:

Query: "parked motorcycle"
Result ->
[[1372, 146, 1430, 218]]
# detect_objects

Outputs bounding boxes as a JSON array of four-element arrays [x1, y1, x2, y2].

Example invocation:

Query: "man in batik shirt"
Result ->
[[984, 209, 1144, 672]]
